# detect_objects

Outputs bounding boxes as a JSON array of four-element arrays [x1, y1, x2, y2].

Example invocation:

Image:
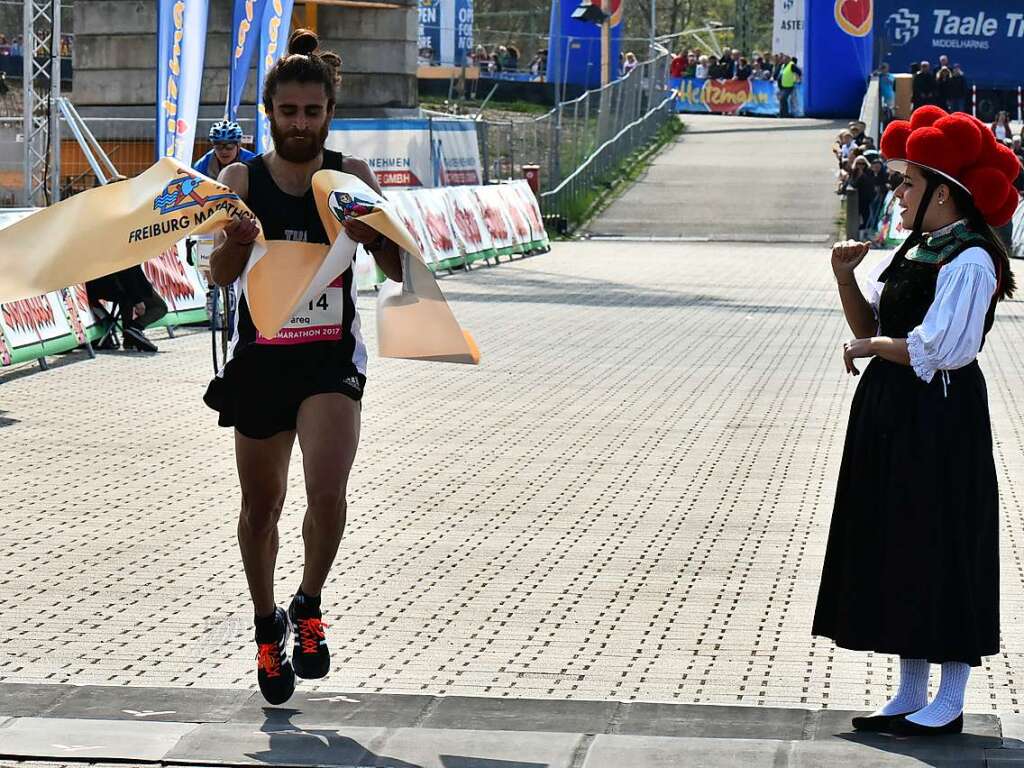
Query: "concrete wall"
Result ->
[[72, 0, 418, 119]]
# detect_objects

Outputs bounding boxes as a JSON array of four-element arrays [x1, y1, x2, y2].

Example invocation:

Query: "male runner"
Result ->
[[205, 29, 401, 705]]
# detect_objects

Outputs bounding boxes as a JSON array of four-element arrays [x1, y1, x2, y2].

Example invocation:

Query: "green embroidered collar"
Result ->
[[905, 220, 985, 264]]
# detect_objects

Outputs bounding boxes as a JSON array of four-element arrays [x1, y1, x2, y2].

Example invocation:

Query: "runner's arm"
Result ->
[[342, 157, 403, 283], [209, 163, 259, 287]]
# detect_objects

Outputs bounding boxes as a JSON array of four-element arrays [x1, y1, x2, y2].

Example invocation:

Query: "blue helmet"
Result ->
[[209, 120, 242, 144]]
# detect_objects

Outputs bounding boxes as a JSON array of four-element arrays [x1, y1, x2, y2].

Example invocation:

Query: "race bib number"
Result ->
[[256, 275, 345, 345]]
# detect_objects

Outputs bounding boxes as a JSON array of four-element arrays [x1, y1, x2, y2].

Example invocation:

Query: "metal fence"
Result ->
[[539, 92, 677, 229], [0, 116, 258, 206], [474, 51, 673, 192]]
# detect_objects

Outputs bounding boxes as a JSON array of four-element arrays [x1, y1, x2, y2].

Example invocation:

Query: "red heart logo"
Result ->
[[176, 119, 189, 135], [702, 79, 753, 114], [835, 0, 872, 36]]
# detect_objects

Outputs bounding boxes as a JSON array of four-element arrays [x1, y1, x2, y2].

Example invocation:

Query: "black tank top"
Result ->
[[221, 149, 366, 374]]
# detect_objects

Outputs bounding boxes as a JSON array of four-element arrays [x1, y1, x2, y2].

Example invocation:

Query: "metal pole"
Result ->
[[649, 0, 656, 58], [600, 0, 611, 87], [49, 0, 60, 202], [22, 0, 32, 206]]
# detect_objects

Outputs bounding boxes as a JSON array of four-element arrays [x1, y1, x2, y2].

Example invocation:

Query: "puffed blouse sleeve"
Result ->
[[906, 246, 997, 384]]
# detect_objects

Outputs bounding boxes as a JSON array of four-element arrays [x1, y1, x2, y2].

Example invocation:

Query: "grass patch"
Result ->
[[553, 118, 685, 237], [421, 98, 552, 117]]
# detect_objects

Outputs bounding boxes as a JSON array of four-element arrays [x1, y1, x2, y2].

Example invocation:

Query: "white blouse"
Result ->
[[862, 246, 997, 384]]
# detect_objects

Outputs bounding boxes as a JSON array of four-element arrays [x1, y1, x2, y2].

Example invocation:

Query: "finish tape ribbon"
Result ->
[[0, 157, 479, 364]]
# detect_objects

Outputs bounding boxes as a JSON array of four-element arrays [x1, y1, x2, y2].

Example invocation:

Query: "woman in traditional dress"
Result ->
[[812, 105, 1021, 736]]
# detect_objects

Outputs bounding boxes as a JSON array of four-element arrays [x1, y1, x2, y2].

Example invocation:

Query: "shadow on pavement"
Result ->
[[836, 729, 1005, 767]]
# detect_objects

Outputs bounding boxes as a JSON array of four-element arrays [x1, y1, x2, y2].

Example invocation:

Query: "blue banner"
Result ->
[[227, 0, 268, 120], [875, 2, 1024, 89], [803, 0, 873, 117], [670, 77, 805, 117], [546, 0, 624, 89], [156, 0, 209, 163], [418, 0, 441, 64], [255, 0, 295, 153]]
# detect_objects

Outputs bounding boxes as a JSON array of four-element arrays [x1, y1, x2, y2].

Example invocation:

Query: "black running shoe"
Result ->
[[288, 594, 330, 679], [255, 607, 295, 705]]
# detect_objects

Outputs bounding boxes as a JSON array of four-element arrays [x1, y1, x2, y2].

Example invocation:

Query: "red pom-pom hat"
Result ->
[[880, 106, 1021, 227]]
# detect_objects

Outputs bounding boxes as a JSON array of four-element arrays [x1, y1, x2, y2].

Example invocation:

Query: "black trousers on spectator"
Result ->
[[779, 87, 793, 118], [132, 293, 168, 330]]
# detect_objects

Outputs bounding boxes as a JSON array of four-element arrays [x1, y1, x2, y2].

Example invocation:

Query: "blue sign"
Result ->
[[875, 2, 1024, 88], [545, 0, 624, 89], [802, 0, 873, 117], [418, 0, 473, 66]]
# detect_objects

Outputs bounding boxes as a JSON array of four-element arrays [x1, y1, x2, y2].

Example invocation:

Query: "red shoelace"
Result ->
[[295, 617, 329, 655], [256, 642, 282, 678]]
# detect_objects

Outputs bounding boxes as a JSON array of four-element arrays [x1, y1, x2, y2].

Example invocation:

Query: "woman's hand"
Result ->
[[831, 239, 871, 280], [842, 337, 875, 376]]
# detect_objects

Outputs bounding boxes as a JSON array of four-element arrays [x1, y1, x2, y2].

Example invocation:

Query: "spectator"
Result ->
[[706, 54, 721, 78], [992, 111, 1012, 142], [833, 129, 855, 168], [938, 54, 950, 70], [948, 64, 968, 112], [506, 44, 520, 70], [695, 55, 709, 79], [936, 66, 953, 111], [10, 36, 21, 57], [1016, 135, 1024, 163], [670, 50, 686, 78], [912, 60, 937, 108], [734, 56, 751, 81], [622, 51, 638, 76], [844, 155, 877, 236], [848, 120, 867, 146], [772, 53, 786, 81], [488, 52, 500, 73], [719, 49, 735, 79], [875, 62, 895, 124], [778, 55, 801, 118], [684, 52, 697, 78], [472, 45, 487, 67], [86, 266, 168, 352], [529, 49, 547, 79]]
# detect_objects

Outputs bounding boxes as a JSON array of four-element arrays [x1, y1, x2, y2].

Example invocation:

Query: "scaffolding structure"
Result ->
[[23, 0, 61, 206]]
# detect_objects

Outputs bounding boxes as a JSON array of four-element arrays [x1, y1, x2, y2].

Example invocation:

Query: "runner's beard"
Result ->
[[270, 117, 329, 163]]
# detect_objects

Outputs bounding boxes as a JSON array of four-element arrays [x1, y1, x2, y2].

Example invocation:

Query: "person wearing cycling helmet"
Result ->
[[193, 120, 256, 178]]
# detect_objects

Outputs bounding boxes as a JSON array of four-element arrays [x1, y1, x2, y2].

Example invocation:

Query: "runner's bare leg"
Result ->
[[295, 393, 360, 597], [235, 429, 296, 617]]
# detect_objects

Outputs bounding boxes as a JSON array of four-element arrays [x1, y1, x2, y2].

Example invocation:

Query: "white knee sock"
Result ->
[[871, 657, 930, 717], [906, 662, 970, 727]]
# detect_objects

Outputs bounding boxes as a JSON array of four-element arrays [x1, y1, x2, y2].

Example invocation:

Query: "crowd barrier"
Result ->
[[0, 180, 549, 369]]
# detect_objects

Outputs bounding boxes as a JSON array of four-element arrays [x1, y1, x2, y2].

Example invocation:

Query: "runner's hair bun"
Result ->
[[288, 28, 319, 57]]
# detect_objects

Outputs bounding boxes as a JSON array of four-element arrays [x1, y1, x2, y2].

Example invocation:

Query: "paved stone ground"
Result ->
[[3, 240, 1024, 721]]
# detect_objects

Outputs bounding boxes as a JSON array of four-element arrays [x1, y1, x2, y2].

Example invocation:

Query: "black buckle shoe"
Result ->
[[851, 712, 916, 732], [890, 713, 964, 736]]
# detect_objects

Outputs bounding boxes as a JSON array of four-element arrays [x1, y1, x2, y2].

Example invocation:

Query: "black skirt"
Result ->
[[812, 357, 999, 666], [204, 343, 365, 440]]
